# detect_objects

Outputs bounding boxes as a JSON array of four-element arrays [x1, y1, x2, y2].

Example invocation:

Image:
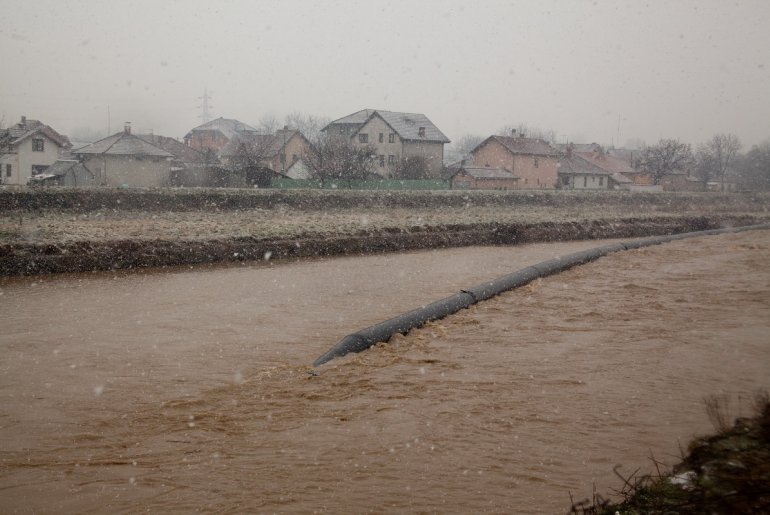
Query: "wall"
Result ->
[[1, 134, 63, 185], [402, 141, 445, 179], [472, 140, 558, 189], [561, 173, 610, 190], [83, 155, 171, 188], [450, 172, 518, 190], [353, 115, 403, 177]]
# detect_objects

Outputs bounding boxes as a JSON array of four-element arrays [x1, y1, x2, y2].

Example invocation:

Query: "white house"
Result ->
[[0, 116, 71, 185]]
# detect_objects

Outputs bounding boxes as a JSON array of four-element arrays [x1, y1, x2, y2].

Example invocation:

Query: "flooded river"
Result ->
[[1, 232, 769, 514]]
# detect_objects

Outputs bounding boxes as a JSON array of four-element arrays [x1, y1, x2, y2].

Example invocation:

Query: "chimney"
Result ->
[[21, 116, 26, 126], [511, 129, 516, 137], [566, 143, 573, 158], [124, 122, 131, 135], [283, 125, 289, 131]]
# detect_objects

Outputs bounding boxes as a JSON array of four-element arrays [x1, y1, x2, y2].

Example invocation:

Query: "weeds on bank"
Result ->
[[568, 390, 770, 514]]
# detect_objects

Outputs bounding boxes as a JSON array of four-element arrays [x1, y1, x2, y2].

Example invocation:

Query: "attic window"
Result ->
[[388, 133, 395, 143], [32, 138, 45, 152], [418, 127, 426, 137]]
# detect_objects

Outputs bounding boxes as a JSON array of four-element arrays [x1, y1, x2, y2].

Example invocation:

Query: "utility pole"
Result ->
[[198, 87, 213, 124]]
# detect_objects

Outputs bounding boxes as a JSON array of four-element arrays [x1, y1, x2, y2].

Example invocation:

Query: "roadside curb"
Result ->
[[312, 223, 770, 367]]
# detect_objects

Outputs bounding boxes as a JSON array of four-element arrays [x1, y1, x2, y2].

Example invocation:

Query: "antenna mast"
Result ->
[[198, 87, 214, 123]]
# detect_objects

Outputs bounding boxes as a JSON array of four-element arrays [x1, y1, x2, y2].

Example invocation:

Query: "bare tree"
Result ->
[[445, 134, 484, 163], [256, 113, 279, 135], [311, 135, 377, 187], [737, 140, 770, 191], [230, 135, 276, 187], [394, 156, 429, 180], [637, 138, 694, 185], [284, 112, 330, 145], [699, 133, 741, 192], [694, 147, 717, 189]]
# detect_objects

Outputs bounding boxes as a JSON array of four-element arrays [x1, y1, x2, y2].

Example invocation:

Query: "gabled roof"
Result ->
[[73, 131, 173, 157], [558, 155, 612, 176], [136, 134, 210, 164], [325, 109, 376, 127], [574, 151, 637, 175], [473, 135, 559, 157], [185, 117, 258, 141], [325, 109, 450, 143], [46, 159, 93, 178], [1, 117, 71, 149]]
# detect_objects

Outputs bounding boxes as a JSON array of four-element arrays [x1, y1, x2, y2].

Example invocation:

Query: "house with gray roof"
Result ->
[[322, 109, 450, 178], [73, 124, 173, 187], [184, 117, 259, 156], [0, 116, 71, 185]]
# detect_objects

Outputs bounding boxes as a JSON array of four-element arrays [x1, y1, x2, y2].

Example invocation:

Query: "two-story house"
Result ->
[[470, 132, 559, 189], [322, 109, 450, 178], [0, 116, 71, 185]]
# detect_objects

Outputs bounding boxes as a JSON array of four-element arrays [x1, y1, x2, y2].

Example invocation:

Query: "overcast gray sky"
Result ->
[[2, 0, 769, 147]]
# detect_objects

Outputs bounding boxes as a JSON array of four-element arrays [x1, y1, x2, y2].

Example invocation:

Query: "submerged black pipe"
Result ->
[[312, 222, 770, 367]]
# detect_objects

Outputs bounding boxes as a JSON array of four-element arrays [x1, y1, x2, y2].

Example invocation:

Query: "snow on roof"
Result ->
[[476, 135, 559, 157], [74, 132, 173, 157], [325, 109, 450, 143], [185, 117, 258, 140]]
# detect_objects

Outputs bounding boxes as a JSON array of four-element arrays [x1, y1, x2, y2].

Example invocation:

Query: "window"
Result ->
[[599, 176, 604, 186], [32, 165, 49, 176], [292, 154, 298, 162], [378, 133, 384, 143], [379, 155, 385, 167], [584, 176, 587, 187], [32, 138, 45, 152], [418, 127, 425, 137], [388, 133, 395, 143], [339, 127, 345, 135], [388, 155, 395, 165], [359, 133, 368, 143], [5, 164, 11, 177], [533, 157, 539, 168]]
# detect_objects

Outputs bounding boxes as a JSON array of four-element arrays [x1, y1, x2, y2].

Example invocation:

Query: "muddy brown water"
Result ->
[[1, 232, 769, 514]]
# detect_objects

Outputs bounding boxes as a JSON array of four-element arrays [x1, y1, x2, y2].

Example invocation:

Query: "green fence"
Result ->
[[271, 178, 450, 190]]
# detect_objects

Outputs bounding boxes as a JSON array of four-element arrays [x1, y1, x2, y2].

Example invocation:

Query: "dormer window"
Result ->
[[418, 127, 426, 137], [32, 138, 44, 152]]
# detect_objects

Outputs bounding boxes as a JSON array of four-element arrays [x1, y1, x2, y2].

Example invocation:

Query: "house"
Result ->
[[0, 116, 72, 185], [571, 148, 646, 187], [469, 133, 560, 189], [73, 124, 174, 187], [27, 160, 95, 187], [219, 127, 316, 176], [137, 134, 215, 187], [184, 117, 259, 155], [558, 154, 614, 190], [450, 165, 518, 190], [322, 109, 450, 178]]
